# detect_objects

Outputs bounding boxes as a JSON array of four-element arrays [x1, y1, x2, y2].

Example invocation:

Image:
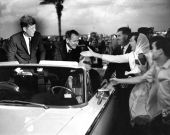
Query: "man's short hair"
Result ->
[[152, 36, 170, 58], [117, 27, 131, 36], [150, 36, 165, 45], [20, 15, 36, 28], [65, 30, 79, 39]]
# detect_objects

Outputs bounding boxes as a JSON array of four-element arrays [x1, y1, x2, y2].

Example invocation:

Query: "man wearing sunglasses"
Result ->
[[7, 15, 46, 64]]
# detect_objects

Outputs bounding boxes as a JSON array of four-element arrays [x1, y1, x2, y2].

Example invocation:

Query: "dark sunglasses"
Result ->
[[135, 53, 147, 65]]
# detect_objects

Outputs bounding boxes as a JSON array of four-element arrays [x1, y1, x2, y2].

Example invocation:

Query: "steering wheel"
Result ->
[[0, 81, 21, 100], [0, 81, 20, 92], [51, 86, 76, 97]]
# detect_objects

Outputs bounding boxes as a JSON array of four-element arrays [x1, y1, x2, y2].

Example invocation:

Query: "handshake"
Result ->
[[98, 78, 118, 92]]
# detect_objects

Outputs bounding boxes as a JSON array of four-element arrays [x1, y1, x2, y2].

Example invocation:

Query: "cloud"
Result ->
[[0, 0, 170, 38], [61, 0, 170, 34], [64, 0, 112, 9], [0, 2, 6, 16], [0, 0, 39, 24]]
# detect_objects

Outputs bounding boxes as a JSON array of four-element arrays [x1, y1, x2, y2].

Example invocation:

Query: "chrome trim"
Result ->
[[85, 91, 115, 135]]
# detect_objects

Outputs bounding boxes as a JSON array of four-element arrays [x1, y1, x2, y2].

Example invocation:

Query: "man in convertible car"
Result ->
[[31, 57, 101, 105], [7, 15, 46, 64]]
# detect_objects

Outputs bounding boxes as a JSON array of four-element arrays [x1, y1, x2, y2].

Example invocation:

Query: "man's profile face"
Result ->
[[151, 42, 161, 60], [67, 34, 79, 49], [116, 31, 128, 46], [24, 24, 36, 37]]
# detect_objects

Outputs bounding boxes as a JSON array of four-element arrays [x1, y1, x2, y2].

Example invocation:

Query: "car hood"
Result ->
[[0, 105, 82, 135]]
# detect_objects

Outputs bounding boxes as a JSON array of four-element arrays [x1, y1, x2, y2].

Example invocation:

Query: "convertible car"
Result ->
[[0, 61, 115, 135]]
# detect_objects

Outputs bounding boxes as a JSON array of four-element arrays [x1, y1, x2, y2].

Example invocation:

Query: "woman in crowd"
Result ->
[[81, 33, 152, 134], [81, 32, 150, 75]]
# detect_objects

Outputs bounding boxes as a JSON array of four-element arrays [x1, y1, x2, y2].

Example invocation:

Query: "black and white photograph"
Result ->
[[0, 0, 170, 135]]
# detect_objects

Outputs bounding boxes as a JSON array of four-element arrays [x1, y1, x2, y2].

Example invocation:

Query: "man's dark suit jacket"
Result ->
[[103, 45, 134, 135], [7, 31, 46, 63], [104, 45, 132, 80], [53, 40, 81, 62], [103, 45, 134, 97]]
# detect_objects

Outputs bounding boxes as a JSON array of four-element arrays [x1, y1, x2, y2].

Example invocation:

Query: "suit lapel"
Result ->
[[20, 32, 30, 55], [29, 37, 33, 54], [117, 46, 123, 55], [125, 44, 132, 54], [30, 36, 37, 54], [61, 41, 68, 60]]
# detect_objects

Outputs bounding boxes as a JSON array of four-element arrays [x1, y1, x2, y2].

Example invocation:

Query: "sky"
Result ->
[[0, 0, 170, 38]]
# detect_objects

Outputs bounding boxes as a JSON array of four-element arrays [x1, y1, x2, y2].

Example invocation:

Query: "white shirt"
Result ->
[[122, 43, 130, 54], [23, 34, 31, 54], [66, 44, 72, 53], [140, 59, 170, 118], [157, 59, 170, 110]]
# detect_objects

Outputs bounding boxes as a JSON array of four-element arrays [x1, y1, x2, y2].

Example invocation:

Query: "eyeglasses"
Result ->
[[135, 53, 147, 65]]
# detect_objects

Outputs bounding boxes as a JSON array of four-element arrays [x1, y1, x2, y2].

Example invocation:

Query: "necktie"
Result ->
[[68, 49, 72, 54], [121, 46, 124, 54], [28, 37, 31, 54]]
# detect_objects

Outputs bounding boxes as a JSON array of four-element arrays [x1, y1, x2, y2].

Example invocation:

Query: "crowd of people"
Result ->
[[81, 27, 170, 135], [0, 14, 170, 135]]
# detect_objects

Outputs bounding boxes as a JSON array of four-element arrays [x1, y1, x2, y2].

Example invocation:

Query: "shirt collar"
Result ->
[[66, 44, 72, 52], [23, 33, 28, 39], [162, 59, 170, 69], [23, 34, 31, 41], [122, 43, 130, 53]]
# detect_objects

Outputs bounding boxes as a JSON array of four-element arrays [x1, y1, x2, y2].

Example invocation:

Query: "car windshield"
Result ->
[[0, 65, 85, 107]]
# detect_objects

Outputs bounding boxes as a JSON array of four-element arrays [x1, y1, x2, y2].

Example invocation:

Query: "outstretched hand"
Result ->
[[80, 47, 95, 57], [109, 78, 119, 85], [87, 47, 95, 55], [100, 79, 108, 89]]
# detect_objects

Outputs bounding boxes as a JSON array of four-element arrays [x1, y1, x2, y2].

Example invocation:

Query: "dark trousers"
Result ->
[[112, 86, 133, 135], [130, 113, 170, 135], [130, 117, 150, 135], [150, 114, 170, 135]]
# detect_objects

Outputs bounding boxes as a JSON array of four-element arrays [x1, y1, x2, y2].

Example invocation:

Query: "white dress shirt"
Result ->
[[66, 44, 72, 53], [122, 44, 130, 54], [23, 34, 31, 54]]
